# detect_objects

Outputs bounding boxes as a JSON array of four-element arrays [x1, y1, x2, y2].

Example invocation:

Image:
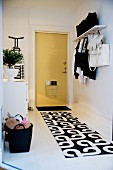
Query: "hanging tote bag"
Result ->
[[87, 33, 103, 71], [97, 44, 110, 67], [88, 43, 110, 69], [87, 33, 109, 70]]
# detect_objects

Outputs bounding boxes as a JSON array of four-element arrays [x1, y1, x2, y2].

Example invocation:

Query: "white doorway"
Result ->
[[29, 25, 74, 107]]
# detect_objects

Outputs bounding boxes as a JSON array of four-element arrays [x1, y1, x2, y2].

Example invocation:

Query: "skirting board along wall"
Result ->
[[70, 102, 112, 141]]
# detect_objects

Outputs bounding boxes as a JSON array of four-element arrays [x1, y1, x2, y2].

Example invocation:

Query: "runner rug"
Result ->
[[40, 111, 113, 158]]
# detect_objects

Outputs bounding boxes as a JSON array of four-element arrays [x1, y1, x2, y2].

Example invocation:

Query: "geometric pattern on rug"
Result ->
[[40, 111, 113, 158]]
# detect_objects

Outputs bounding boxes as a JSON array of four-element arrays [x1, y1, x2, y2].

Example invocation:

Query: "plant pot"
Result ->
[[4, 68, 19, 81]]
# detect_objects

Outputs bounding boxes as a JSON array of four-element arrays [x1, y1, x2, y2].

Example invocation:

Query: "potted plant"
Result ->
[[3, 49, 24, 81]]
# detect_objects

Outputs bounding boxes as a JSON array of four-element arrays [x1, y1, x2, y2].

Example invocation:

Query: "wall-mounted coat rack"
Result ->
[[74, 25, 107, 42]]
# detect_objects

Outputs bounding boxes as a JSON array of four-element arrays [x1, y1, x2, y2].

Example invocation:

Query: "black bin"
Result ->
[[5, 123, 33, 153]]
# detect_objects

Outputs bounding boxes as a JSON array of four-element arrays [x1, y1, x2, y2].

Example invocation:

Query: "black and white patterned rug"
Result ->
[[40, 111, 113, 158]]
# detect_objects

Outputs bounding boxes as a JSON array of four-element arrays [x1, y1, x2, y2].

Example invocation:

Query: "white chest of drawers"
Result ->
[[3, 80, 28, 119]]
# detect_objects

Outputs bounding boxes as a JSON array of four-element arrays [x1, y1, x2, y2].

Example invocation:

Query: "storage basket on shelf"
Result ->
[[4, 122, 33, 153]]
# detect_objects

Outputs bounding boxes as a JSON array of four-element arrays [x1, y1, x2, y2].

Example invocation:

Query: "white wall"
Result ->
[[74, 0, 113, 139], [2, 0, 75, 106], [2, 7, 29, 80]]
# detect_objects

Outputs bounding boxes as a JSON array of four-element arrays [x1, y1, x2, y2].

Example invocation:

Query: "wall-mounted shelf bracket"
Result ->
[[74, 25, 107, 42]]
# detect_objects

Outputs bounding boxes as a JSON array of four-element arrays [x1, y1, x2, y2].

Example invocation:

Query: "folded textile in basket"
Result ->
[[5, 118, 20, 129], [5, 117, 31, 130]]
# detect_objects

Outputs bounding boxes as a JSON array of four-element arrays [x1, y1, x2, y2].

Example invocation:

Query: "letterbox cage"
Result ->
[[45, 80, 58, 97]]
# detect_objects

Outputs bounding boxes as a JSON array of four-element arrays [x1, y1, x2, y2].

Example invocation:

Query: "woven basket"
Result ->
[[4, 123, 33, 153]]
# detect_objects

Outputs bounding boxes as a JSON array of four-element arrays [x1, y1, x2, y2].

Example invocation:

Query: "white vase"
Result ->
[[4, 68, 19, 81]]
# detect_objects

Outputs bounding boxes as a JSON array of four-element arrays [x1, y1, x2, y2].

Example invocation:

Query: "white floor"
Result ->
[[3, 103, 113, 170]]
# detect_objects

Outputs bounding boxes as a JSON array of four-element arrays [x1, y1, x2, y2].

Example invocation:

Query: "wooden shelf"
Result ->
[[74, 25, 107, 42]]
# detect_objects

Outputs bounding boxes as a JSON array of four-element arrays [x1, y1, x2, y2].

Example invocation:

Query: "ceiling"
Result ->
[[3, 0, 83, 12]]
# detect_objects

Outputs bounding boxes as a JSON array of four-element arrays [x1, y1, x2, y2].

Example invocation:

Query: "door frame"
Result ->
[[29, 25, 74, 107]]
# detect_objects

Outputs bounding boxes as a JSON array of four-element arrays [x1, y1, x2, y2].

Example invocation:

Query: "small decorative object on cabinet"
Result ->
[[3, 49, 24, 81], [3, 68, 19, 81]]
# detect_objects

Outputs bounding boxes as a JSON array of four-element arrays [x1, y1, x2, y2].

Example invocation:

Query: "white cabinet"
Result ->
[[3, 80, 28, 119]]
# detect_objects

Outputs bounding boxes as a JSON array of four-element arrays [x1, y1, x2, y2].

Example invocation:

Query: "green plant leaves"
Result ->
[[3, 49, 24, 68]]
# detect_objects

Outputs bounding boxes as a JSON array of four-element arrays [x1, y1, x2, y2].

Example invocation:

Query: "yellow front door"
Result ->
[[35, 32, 68, 106]]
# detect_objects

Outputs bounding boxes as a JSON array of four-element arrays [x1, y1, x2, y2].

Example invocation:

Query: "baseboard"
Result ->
[[1, 162, 22, 170], [70, 101, 112, 141]]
